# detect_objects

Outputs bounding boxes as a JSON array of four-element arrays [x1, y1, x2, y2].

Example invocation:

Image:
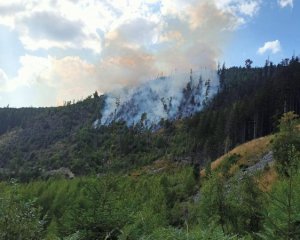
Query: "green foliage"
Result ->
[[1, 58, 300, 239], [140, 225, 242, 240], [0, 167, 198, 239], [260, 112, 300, 239], [272, 112, 300, 176], [0, 181, 44, 240], [1, 58, 300, 180], [199, 173, 264, 237], [199, 173, 228, 232], [225, 176, 264, 235], [218, 153, 241, 177], [261, 172, 300, 239], [0, 156, 298, 240], [62, 176, 132, 239]]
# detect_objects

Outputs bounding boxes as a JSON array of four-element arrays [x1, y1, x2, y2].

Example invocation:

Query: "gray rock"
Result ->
[[245, 151, 274, 175]]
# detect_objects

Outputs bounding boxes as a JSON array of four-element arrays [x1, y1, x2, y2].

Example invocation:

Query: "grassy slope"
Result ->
[[201, 136, 272, 174], [200, 135, 278, 189]]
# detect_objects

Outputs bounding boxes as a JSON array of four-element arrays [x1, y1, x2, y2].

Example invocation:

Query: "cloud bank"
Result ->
[[0, 0, 262, 107]]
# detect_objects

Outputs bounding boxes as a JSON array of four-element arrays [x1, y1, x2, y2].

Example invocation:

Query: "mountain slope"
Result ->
[[0, 95, 104, 180], [202, 135, 273, 175], [98, 69, 218, 127], [0, 57, 300, 181]]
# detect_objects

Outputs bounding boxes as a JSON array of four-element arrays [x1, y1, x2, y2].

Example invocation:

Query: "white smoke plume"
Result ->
[[96, 0, 238, 126], [94, 0, 236, 92], [0, 0, 253, 107], [97, 68, 219, 127]]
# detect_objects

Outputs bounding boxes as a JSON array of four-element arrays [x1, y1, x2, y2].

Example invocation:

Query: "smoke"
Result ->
[[95, 18, 158, 90], [96, 0, 237, 126], [0, 0, 242, 107], [98, 68, 219, 127], [94, 0, 236, 93]]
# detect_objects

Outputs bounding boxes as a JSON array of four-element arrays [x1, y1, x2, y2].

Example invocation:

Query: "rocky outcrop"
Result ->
[[244, 151, 274, 175]]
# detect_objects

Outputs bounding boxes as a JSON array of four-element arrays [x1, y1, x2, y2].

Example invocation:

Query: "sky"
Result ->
[[0, 0, 298, 107]]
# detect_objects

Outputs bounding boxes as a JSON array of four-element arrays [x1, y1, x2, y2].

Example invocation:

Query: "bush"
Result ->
[[0, 181, 44, 240]]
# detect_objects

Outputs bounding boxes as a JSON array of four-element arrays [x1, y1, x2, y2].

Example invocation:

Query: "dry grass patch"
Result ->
[[256, 166, 278, 192], [201, 135, 273, 177]]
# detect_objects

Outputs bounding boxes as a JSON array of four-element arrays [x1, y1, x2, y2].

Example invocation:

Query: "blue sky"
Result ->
[[0, 0, 298, 107], [223, 0, 299, 67]]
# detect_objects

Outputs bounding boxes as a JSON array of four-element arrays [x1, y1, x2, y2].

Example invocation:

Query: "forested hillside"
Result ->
[[1, 111, 300, 239], [0, 57, 300, 180], [0, 57, 300, 239], [1, 0, 299, 238], [0, 94, 104, 180]]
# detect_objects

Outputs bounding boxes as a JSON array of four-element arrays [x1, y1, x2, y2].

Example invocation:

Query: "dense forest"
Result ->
[[0, 111, 300, 239], [1, 57, 300, 239], [1, 57, 300, 180]]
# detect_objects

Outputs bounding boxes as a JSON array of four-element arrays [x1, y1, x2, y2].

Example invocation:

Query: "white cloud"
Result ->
[[239, 1, 260, 17], [0, 1, 231, 106], [0, 0, 261, 53], [0, 68, 8, 90], [278, 0, 293, 8], [0, 3, 24, 16], [0, 1, 105, 52], [215, 0, 261, 22], [257, 40, 281, 55], [0, 0, 263, 107], [2, 55, 99, 105], [17, 11, 102, 52]]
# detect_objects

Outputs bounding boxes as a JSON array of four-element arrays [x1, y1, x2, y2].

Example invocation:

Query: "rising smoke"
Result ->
[[96, 0, 235, 127], [0, 0, 245, 107], [97, 68, 219, 127], [94, 0, 235, 92]]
